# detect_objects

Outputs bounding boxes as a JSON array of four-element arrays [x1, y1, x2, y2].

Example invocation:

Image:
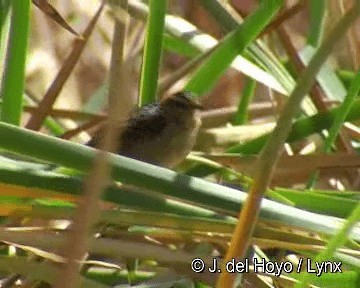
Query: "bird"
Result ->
[[87, 91, 203, 168]]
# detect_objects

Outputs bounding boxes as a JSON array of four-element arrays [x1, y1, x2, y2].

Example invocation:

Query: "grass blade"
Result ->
[[307, 0, 326, 46], [185, 0, 283, 94], [233, 78, 256, 125], [307, 69, 360, 188], [295, 201, 360, 288], [0, 122, 360, 242], [0, 0, 30, 125], [139, 0, 167, 106], [219, 4, 360, 287]]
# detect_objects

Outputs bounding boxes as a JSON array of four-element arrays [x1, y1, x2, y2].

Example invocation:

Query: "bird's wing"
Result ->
[[120, 104, 167, 146]]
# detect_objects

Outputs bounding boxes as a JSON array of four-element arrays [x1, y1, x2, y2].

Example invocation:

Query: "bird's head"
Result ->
[[160, 91, 203, 113]]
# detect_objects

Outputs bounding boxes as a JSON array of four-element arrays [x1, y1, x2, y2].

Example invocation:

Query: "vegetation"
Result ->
[[0, 0, 360, 287]]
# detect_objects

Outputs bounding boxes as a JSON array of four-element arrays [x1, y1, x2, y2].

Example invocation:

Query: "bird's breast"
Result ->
[[119, 112, 201, 168]]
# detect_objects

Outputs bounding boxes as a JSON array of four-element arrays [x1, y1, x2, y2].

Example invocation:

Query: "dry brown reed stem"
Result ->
[[54, 1, 129, 287], [26, 2, 102, 131], [217, 4, 360, 287]]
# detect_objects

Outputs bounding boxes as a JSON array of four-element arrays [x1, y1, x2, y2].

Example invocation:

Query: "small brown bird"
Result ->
[[88, 91, 203, 168]]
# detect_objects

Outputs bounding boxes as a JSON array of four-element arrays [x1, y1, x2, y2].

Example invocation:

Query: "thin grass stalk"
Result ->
[[25, 3, 103, 131], [55, 2, 128, 287], [128, 0, 286, 94], [228, 96, 360, 155], [199, 0, 239, 33], [139, 0, 167, 106], [307, 69, 360, 188], [307, 0, 326, 47], [346, 0, 360, 69], [186, 98, 360, 177], [0, 0, 11, 54], [217, 4, 360, 288], [158, 44, 218, 95], [296, 201, 360, 287], [0, 167, 215, 217], [23, 94, 65, 135], [162, 33, 199, 58], [185, 0, 283, 95], [277, 26, 352, 155], [0, 0, 30, 125], [2, 114, 360, 243], [198, 0, 300, 104], [233, 78, 256, 125]]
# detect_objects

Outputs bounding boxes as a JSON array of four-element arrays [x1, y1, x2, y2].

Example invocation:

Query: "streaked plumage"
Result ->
[[88, 91, 202, 168]]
